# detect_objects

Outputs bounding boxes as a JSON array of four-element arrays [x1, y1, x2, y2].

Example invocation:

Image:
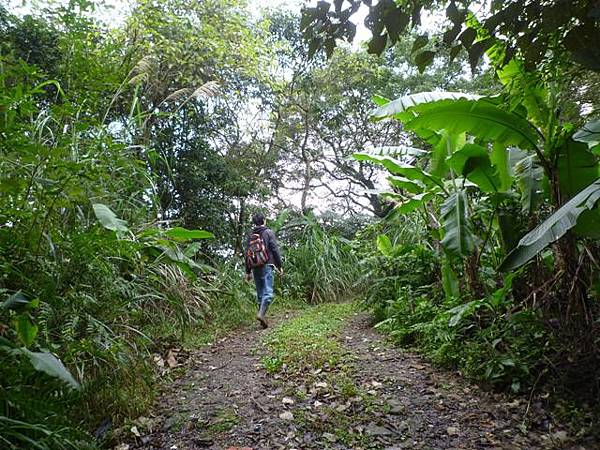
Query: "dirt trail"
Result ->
[[122, 312, 574, 450]]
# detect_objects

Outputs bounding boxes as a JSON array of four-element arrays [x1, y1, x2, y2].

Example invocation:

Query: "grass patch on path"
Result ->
[[261, 302, 357, 375], [259, 303, 384, 448]]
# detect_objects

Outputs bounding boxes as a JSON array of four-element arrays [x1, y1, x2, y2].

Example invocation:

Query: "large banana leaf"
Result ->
[[441, 257, 460, 300], [394, 193, 436, 214], [514, 155, 544, 213], [363, 145, 426, 158], [573, 118, 600, 149], [387, 176, 424, 194], [430, 131, 465, 177], [491, 143, 512, 191], [557, 140, 599, 198], [499, 178, 600, 272], [371, 91, 481, 121], [446, 144, 501, 192], [440, 190, 475, 257], [353, 153, 444, 188], [405, 99, 540, 149]]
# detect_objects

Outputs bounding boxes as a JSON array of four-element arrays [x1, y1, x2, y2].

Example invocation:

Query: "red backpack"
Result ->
[[246, 231, 269, 269]]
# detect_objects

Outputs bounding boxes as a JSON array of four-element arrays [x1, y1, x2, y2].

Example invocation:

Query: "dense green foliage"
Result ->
[[1, 0, 599, 447]]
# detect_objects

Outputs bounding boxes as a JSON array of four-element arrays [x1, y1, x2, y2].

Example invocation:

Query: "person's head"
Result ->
[[252, 212, 266, 226]]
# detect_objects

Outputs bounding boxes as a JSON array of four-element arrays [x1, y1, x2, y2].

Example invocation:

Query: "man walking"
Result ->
[[245, 212, 283, 329]]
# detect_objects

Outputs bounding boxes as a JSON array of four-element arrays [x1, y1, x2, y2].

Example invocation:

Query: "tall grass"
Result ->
[[279, 215, 362, 304]]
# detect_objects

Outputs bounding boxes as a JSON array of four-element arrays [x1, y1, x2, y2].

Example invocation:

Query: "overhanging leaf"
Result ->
[[515, 155, 544, 213], [353, 153, 444, 188], [440, 190, 475, 257], [370, 91, 481, 121], [500, 179, 600, 271], [92, 203, 129, 232], [491, 143, 512, 191], [363, 145, 426, 158], [394, 193, 435, 214], [1, 292, 29, 310], [387, 176, 424, 194], [557, 140, 599, 198], [406, 99, 540, 149], [17, 348, 80, 390], [573, 118, 600, 148], [446, 143, 500, 192], [414, 50, 435, 73], [372, 94, 390, 106]]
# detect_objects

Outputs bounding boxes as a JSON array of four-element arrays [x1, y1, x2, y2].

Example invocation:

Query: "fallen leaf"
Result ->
[[130, 426, 140, 437]]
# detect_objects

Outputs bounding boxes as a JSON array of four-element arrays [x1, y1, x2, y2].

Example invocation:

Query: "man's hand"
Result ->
[[245, 273, 252, 282], [277, 267, 284, 277]]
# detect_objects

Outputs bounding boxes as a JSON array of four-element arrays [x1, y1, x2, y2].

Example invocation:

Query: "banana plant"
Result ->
[[360, 57, 600, 276]]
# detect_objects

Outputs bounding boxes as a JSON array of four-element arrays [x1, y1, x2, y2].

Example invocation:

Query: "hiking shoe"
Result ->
[[256, 313, 268, 329]]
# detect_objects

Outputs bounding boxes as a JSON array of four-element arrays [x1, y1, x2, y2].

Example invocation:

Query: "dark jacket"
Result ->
[[245, 226, 283, 273]]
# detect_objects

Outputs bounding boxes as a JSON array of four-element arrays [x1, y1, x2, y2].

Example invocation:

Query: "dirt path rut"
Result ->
[[122, 312, 573, 450]]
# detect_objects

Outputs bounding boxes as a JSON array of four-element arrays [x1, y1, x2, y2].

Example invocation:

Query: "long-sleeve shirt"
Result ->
[[244, 226, 283, 274]]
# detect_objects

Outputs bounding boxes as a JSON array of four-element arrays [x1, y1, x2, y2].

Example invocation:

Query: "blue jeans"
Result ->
[[253, 264, 274, 307]]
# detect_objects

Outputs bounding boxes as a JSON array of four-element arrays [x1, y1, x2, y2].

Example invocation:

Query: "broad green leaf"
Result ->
[[1, 292, 29, 310], [557, 140, 599, 198], [498, 211, 523, 253], [394, 193, 435, 214], [573, 119, 600, 149], [414, 50, 435, 73], [431, 132, 465, 177], [14, 316, 38, 347], [387, 176, 424, 194], [491, 143, 512, 191], [411, 34, 429, 54], [441, 257, 460, 301], [370, 91, 481, 121], [364, 145, 426, 158], [17, 348, 80, 390], [515, 155, 544, 213], [500, 179, 600, 271], [573, 209, 600, 238], [353, 153, 443, 188], [376, 235, 393, 257], [447, 300, 481, 327], [372, 94, 390, 106], [446, 143, 500, 192], [406, 99, 540, 149], [165, 227, 214, 240], [440, 190, 475, 257], [92, 203, 129, 232], [496, 59, 549, 127]]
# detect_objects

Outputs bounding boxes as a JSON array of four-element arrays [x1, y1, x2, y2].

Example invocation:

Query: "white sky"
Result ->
[[7, 0, 373, 44]]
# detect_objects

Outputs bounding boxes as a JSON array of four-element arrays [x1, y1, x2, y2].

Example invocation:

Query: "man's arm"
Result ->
[[266, 229, 283, 269]]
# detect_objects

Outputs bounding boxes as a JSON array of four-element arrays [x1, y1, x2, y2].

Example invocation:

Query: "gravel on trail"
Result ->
[[118, 313, 580, 450]]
